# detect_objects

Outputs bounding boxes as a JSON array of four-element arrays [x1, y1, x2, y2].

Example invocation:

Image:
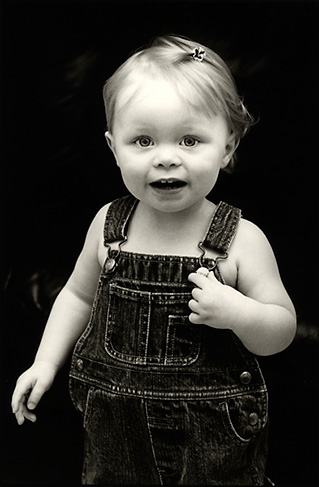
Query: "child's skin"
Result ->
[[12, 76, 296, 426]]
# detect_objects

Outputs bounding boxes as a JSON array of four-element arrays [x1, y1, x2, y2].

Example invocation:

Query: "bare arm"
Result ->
[[11, 205, 108, 423], [188, 220, 296, 356]]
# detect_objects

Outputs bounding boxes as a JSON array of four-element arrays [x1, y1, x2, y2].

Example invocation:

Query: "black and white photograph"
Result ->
[[1, 0, 318, 485]]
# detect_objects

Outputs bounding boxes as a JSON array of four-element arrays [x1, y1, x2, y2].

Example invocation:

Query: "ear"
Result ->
[[105, 131, 119, 165], [221, 132, 238, 169]]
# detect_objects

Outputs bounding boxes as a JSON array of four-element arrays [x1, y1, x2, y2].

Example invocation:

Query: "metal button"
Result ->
[[105, 258, 116, 272], [76, 359, 84, 371], [240, 371, 252, 384], [248, 412, 259, 426]]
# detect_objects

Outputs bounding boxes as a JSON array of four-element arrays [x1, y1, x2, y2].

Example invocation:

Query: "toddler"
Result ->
[[12, 35, 296, 485]]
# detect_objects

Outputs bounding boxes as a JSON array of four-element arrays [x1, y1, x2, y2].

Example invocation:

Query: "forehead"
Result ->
[[116, 77, 184, 112], [114, 74, 221, 123]]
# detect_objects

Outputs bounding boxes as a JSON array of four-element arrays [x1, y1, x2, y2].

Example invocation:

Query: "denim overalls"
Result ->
[[69, 195, 269, 486]]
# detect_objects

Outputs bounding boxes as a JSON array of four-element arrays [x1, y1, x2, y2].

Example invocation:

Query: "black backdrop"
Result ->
[[1, 0, 318, 485]]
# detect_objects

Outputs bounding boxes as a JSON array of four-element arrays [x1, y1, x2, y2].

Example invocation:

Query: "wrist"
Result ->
[[222, 286, 254, 332], [33, 359, 60, 375]]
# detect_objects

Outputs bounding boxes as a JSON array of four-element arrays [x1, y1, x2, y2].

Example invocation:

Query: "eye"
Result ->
[[134, 136, 153, 148], [181, 136, 199, 147]]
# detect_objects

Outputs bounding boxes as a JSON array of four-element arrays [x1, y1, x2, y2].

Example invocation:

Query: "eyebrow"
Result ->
[[121, 119, 208, 131]]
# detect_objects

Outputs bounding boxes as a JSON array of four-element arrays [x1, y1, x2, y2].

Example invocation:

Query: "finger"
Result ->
[[11, 396, 19, 415], [207, 270, 217, 281], [15, 403, 37, 425], [15, 409, 25, 426], [15, 403, 26, 425], [196, 267, 210, 277], [188, 272, 210, 288], [12, 383, 32, 414], [191, 287, 201, 300], [22, 405, 37, 423], [189, 312, 203, 325], [188, 298, 200, 312]]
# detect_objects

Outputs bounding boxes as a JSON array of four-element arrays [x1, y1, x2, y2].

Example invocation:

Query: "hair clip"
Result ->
[[192, 47, 206, 62]]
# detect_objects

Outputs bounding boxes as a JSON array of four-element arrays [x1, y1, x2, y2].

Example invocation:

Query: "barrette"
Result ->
[[192, 46, 206, 62]]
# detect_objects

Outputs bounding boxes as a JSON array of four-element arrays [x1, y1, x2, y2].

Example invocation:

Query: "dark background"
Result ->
[[0, 0, 318, 485]]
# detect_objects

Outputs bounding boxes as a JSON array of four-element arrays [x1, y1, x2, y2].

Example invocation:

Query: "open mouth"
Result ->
[[150, 179, 187, 190]]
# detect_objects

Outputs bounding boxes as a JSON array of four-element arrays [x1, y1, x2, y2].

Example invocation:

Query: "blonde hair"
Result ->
[[103, 35, 254, 171]]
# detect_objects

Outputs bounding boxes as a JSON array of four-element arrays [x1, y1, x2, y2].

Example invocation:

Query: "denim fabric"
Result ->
[[69, 196, 269, 485]]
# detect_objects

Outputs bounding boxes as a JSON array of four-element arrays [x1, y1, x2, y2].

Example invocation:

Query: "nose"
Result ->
[[153, 145, 182, 168]]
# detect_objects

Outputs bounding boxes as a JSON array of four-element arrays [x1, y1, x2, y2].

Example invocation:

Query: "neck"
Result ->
[[125, 199, 216, 255], [139, 198, 213, 228]]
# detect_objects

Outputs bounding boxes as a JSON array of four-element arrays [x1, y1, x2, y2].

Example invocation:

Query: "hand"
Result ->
[[188, 267, 242, 329], [11, 361, 57, 425]]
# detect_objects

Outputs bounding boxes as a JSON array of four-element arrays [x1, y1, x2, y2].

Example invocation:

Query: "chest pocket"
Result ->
[[105, 282, 201, 366]]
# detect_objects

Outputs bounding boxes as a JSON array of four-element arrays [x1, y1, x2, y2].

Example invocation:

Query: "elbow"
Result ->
[[283, 309, 298, 349], [284, 313, 298, 350], [254, 312, 297, 357]]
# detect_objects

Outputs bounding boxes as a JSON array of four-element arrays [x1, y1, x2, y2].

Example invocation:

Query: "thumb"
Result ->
[[27, 379, 51, 410], [207, 269, 218, 282]]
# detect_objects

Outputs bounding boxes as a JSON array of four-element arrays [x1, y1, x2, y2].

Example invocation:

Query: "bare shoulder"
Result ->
[[232, 218, 282, 293], [230, 217, 295, 313], [90, 203, 114, 267], [70, 202, 113, 270], [65, 203, 114, 299], [233, 218, 273, 257], [88, 202, 112, 235], [232, 215, 294, 313]]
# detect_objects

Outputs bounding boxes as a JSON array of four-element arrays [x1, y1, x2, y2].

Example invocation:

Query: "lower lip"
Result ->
[[150, 185, 186, 195]]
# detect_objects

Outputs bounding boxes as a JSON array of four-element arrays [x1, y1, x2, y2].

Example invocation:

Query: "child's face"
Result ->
[[106, 78, 235, 214]]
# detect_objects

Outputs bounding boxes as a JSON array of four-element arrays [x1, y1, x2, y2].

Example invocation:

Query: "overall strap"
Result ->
[[103, 196, 241, 255], [201, 201, 242, 255], [103, 195, 138, 246]]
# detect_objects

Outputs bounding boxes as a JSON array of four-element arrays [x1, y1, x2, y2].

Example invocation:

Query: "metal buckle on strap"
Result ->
[[197, 241, 228, 271], [105, 237, 128, 273]]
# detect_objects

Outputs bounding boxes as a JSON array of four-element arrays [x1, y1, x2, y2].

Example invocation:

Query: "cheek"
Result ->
[[193, 164, 221, 194], [118, 171, 138, 196], [195, 161, 221, 180], [118, 164, 144, 190]]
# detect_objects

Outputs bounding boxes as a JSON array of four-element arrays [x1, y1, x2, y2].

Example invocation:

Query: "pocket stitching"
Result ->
[[220, 391, 268, 445], [105, 284, 201, 366], [83, 386, 95, 430], [105, 287, 151, 364], [165, 315, 201, 365], [221, 399, 251, 444]]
